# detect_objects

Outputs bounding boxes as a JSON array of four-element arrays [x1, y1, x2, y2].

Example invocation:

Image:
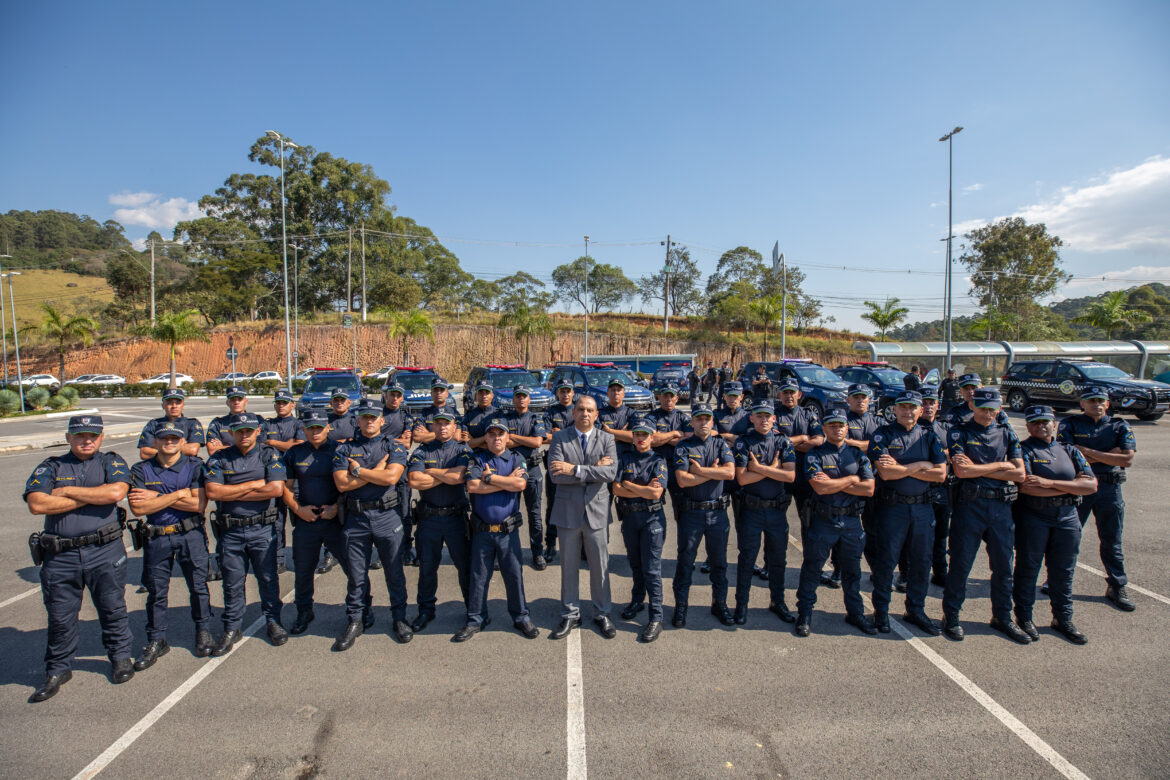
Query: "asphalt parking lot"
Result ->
[[0, 399, 1167, 778]]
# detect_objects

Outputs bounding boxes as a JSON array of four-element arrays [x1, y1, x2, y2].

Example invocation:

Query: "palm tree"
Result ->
[[1073, 290, 1152, 339], [139, 311, 209, 387], [387, 309, 435, 366], [498, 303, 555, 366], [37, 303, 98, 381], [860, 298, 910, 342], [748, 294, 785, 360]]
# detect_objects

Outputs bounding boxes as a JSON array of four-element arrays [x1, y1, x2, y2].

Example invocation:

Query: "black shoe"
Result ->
[[411, 612, 434, 633], [700, 562, 710, 574], [989, 616, 1032, 645], [133, 639, 170, 671], [1106, 584, 1135, 612], [452, 623, 481, 643], [620, 601, 645, 621], [290, 610, 314, 635], [894, 575, 908, 594], [404, 547, 418, 567], [873, 612, 891, 634], [711, 603, 735, 627], [930, 572, 947, 587], [1040, 579, 1049, 595], [733, 605, 747, 625], [393, 620, 413, 644], [768, 600, 796, 624], [845, 613, 878, 636], [111, 657, 135, 684], [544, 546, 556, 564], [830, 569, 842, 588], [594, 615, 617, 639], [943, 614, 964, 641], [211, 629, 242, 657], [369, 557, 383, 571], [1019, 619, 1040, 642], [363, 609, 375, 630], [903, 611, 942, 636], [29, 670, 71, 703], [753, 565, 769, 581], [532, 552, 547, 571], [316, 553, 338, 575], [277, 559, 288, 575], [333, 620, 363, 651], [795, 614, 811, 637], [550, 617, 580, 640], [206, 564, 222, 582], [640, 621, 662, 643], [1052, 618, 1087, 645], [194, 629, 215, 658], [671, 605, 688, 628], [135, 585, 148, 594], [266, 620, 289, 646], [515, 618, 539, 639]]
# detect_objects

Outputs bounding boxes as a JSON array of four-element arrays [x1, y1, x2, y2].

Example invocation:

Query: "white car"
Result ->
[[214, 372, 249, 382], [20, 374, 61, 389], [88, 375, 127, 385], [141, 373, 195, 386], [367, 365, 394, 381], [250, 371, 283, 383], [64, 374, 100, 385], [293, 368, 316, 382]]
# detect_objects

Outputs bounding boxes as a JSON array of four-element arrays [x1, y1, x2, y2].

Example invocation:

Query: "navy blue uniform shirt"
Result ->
[[599, 403, 635, 452], [332, 432, 408, 502], [544, 402, 574, 433], [283, 439, 341, 507], [468, 450, 525, 522], [24, 450, 132, 537], [327, 411, 357, 443], [947, 420, 1022, 490], [1021, 437, 1092, 484], [1056, 413, 1136, 477], [265, 414, 304, 444], [130, 454, 203, 526], [673, 434, 735, 502], [462, 403, 501, 446], [504, 409, 549, 462], [774, 404, 822, 494], [714, 406, 751, 438], [846, 410, 881, 444], [138, 415, 206, 449], [205, 443, 286, 517], [408, 439, 473, 507], [617, 449, 668, 495], [733, 430, 796, 500], [806, 442, 874, 509], [379, 407, 414, 441], [648, 407, 691, 463], [208, 413, 261, 447], [869, 423, 947, 496]]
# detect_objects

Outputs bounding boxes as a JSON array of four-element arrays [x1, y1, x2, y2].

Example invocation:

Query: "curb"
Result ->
[[0, 407, 101, 426], [0, 428, 140, 455]]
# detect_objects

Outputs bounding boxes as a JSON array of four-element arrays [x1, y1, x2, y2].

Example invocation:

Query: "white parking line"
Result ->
[[0, 586, 40, 609], [566, 627, 588, 779], [788, 535, 1089, 780], [1075, 562, 1170, 606]]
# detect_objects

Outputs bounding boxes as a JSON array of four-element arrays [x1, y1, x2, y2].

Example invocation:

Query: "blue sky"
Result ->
[[2, 1, 1168, 333]]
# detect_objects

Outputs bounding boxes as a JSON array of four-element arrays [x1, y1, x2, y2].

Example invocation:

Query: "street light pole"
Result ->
[[267, 130, 298, 393], [939, 126, 963, 372], [0, 252, 9, 385], [4, 273, 24, 410], [292, 241, 302, 377], [661, 235, 672, 335], [583, 235, 590, 361]]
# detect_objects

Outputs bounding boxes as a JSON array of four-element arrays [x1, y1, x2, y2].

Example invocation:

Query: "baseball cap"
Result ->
[[1082, 385, 1109, 400], [485, 417, 510, 432], [330, 387, 350, 400], [750, 401, 775, 415], [690, 403, 714, 418], [973, 388, 1001, 409], [821, 407, 848, 425], [431, 377, 452, 389], [225, 385, 247, 399], [382, 381, 405, 394], [895, 391, 923, 406], [848, 383, 872, 398], [301, 409, 329, 427], [512, 385, 532, 396], [607, 376, 627, 388], [656, 383, 678, 396], [229, 412, 262, 431], [68, 415, 104, 435], [475, 380, 494, 393], [919, 385, 939, 401], [274, 388, 294, 402], [631, 416, 655, 434], [430, 409, 456, 422], [156, 420, 186, 439], [958, 373, 981, 388], [354, 398, 381, 417], [777, 378, 800, 392], [162, 387, 186, 401], [722, 381, 743, 395], [555, 379, 574, 391], [1025, 405, 1056, 422]]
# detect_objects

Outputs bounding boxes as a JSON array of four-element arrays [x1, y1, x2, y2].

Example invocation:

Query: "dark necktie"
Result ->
[[580, 433, 588, 458]]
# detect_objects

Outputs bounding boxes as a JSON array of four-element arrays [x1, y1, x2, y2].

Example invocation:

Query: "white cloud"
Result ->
[[109, 192, 204, 231], [1061, 264, 1170, 296], [962, 183, 983, 193]]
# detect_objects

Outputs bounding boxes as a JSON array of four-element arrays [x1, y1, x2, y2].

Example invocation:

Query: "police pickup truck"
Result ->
[[739, 358, 850, 417], [1000, 358, 1170, 421], [387, 366, 455, 413], [297, 367, 365, 411], [547, 362, 655, 411], [463, 364, 554, 413]]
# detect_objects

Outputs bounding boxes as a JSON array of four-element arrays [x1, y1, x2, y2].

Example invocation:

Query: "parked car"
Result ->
[[297, 368, 365, 411], [531, 366, 555, 388], [293, 368, 317, 382], [140, 373, 195, 386], [87, 374, 127, 385], [833, 361, 918, 420], [387, 366, 452, 412], [214, 372, 249, 382], [249, 370, 283, 383], [1000, 358, 1170, 421], [64, 374, 100, 386], [739, 359, 849, 417], [20, 374, 62, 390], [546, 362, 655, 411], [650, 363, 692, 401], [367, 365, 395, 382], [463, 365, 554, 413]]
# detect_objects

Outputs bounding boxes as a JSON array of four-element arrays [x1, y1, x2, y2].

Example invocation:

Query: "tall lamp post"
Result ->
[[583, 235, 590, 361], [0, 252, 9, 385], [267, 129, 298, 393], [291, 240, 303, 377], [939, 126, 963, 372], [3, 273, 24, 410]]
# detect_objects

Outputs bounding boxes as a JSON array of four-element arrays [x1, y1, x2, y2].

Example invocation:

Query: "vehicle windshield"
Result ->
[[395, 373, 437, 391], [655, 370, 684, 380], [791, 365, 843, 384], [304, 375, 361, 394], [584, 369, 630, 388], [1079, 364, 1131, 380], [488, 370, 534, 388], [871, 368, 907, 383]]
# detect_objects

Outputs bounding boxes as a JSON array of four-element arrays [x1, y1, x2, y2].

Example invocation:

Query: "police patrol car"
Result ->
[[651, 362, 692, 402], [387, 366, 453, 412], [739, 358, 849, 417], [297, 367, 365, 411], [834, 361, 940, 420], [1000, 358, 1170, 421], [462, 365, 554, 413], [546, 362, 655, 411]]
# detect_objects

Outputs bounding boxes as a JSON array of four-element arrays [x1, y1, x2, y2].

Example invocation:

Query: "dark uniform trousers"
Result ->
[[942, 497, 1015, 620], [415, 505, 472, 617], [467, 522, 529, 626], [521, 464, 545, 553], [871, 502, 933, 616], [143, 528, 211, 641], [1013, 505, 1081, 623], [932, 482, 955, 577], [673, 508, 730, 606], [830, 498, 877, 575], [398, 479, 414, 552], [220, 522, 283, 631], [41, 541, 134, 675], [1077, 481, 1127, 587], [620, 508, 666, 621], [796, 508, 866, 618], [735, 502, 790, 607], [344, 506, 408, 622], [292, 514, 348, 613]]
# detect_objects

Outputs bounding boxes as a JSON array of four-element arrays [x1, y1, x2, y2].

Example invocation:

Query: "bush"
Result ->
[[57, 386, 80, 402], [0, 388, 20, 414], [201, 379, 282, 397], [47, 394, 73, 411], [66, 383, 106, 398], [27, 387, 50, 409]]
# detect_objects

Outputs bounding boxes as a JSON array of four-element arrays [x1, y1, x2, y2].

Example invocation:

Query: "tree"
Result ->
[[36, 303, 97, 381], [637, 245, 704, 317], [138, 311, 209, 387], [104, 252, 150, 313], [860, 298, 909, 342], [498, 303, 555, 366], [463, 278, 502, 313], [705, 246, 765, 305], [790, 296, 824, 335], [386, 309, 435, 366], [1073, 290, 1153, 339], [497, 271, 555, 312], [551, 256, 636, 314], [959, 217, 1068, 340], [748, 295, 785, 360]]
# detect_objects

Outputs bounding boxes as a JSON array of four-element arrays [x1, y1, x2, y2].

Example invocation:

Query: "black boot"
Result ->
[[290, 610, 314, 635], [111, 657, 135, 684], [332, 620, 364, 652], [671, 605, 688, 628], [211, 630, 241, 657], [29, 670, 72, 703], [133, 639, 170, 671], [711, 603, 735, 626], [194, 629, 216, 658]]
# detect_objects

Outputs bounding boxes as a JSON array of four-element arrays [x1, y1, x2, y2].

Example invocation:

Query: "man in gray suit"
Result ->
[[547, 395, 620, 639]]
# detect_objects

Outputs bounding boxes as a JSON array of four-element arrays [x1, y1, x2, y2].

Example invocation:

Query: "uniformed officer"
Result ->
[[868, 391, 948, 636], [505, 385, 550, 569], [687, 364, 701, 404], [281, 409, 347, 636], [793, 407, 877, 637], [614, 416, 669, 642], [701, 361, 717, 403], [939, 369, 962, 415], [332, 399, 413, 650], [1014, 405, 1098, 644], [265, 389, 304, 575], [942, 388, 1029, 643], [410, 377, 460, 445], [671, 403, 736, 628], [454, 418, 541, 642], [127, 421, 213, 669], [407, 409, 473, 633], [599, 376, 635, 454], [137, 386, 205, 460], [1056, 385, 1138, 611], [542, 380, 576, 562], [750, 364, 773, 402], [462, 380, 500, 450], [716, 361, 732, 406], [648, 383, 691, 525], [948, 373, 1009, 427], [772, 378, 824, 545], [839, 384, 881, 579], [708, 381, 752, 574], [204, 411, 289, 656], [24, 416, 134, 702], [380, 381, 417, 566], [918, 386, 953, 586], [327, 389, 358, 443], [732, 401, 797, 625], [206, 385, 251, 455]]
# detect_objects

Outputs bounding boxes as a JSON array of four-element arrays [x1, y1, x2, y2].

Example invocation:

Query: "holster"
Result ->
[[131, 521, 146, 551], [29, 532, 43, 566]]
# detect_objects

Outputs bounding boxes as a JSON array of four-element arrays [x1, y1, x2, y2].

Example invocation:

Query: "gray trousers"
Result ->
[[557, 523, 612, 620]]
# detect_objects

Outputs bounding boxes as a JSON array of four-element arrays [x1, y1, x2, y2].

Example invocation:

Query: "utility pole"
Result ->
[[346, 226, 353, 314], [583, 235, 590, 360], [662, 235, 672, 335], [780, 253, 788, 360], [360, 223, 367, 322], [149, 239, 156, 325], [0, 252, 9, 385], [939, 126, 963, 371], [6, 273, 24, 411]]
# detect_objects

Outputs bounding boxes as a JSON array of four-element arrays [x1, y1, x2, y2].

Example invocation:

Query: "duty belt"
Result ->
[[1021, 494, 1082, 509], [877, 488, 934, 506], [37, 520, 124, 554], [616, 498, 665, 513], [345, 493, 400, 513], [215, 508, 279, 529], [811, 501, 865, 519], [740, 494, 789, 510], [959, 482, 1018, 503], [144, 514, 203, 538], [1097, 471, 1126, 485], [682, 495, 731, 511], [471, 512, 523, 534], [415, 501, 469, 519]]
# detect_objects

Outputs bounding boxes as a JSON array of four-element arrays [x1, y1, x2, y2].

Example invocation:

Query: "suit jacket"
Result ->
[[548, 426, 618, 530]]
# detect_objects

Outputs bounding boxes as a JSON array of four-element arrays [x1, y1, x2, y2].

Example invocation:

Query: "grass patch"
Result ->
[[3, 269, 114, 329]]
